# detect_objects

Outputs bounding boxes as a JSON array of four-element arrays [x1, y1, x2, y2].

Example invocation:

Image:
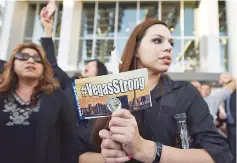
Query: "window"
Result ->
[[79, 2, 116, 64], [161, 1, 182, 72], [0, 0, 6, 40], [80, 3, 95, 38], [97, 3, 116, 37], [95, 39, 114, 62], [139, 1, 158, 23], [79, 1, 203, 73], [220, 38, 228, 71], [169, 39, 182, 72], [219, 1, 227, 36], [162, 1, 180, 36], [183, 39, 200, 71], [78, 39, 93, 62], [183, 1, 200, 72], [218, 1, 228, 71], [24, 2, 63, 56], [118, 2, 137, 37], [184, 1, 199, 36], [168, 1, 200, 72]]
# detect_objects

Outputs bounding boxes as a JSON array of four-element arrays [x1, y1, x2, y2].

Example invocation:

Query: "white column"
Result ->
[[0, 0, 28, 60], [67, 1, 82, 72], [226, 0, 237, 76], [57, 0, 75, 71], [0, 0, 16, 60], [198, 0, 222, 73], [57, 0, 82, 73]]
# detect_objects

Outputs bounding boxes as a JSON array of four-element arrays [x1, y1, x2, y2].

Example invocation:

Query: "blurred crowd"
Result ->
[[191, 73, 236, 163]]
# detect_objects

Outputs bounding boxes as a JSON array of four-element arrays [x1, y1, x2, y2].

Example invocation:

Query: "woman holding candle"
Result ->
[[78, 18, 233, 163]]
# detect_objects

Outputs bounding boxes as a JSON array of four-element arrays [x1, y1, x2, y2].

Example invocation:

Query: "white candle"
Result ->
[[111, 49, 122, 74]]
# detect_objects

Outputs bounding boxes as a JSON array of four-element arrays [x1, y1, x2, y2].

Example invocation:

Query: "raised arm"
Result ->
[[40, 7, 71, 90], [40, 7, 57, 65], [210, 78, 236, 107], [205, 78, 236, 119]]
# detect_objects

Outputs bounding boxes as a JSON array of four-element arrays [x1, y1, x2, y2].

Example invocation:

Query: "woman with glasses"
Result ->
[[0, 43, 78, 163]]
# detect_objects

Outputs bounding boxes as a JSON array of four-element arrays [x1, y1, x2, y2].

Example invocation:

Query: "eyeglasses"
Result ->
[[15, 52, 43, 64]]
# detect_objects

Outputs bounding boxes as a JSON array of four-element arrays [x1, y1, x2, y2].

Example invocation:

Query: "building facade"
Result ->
[[0, 1, 5, 39], [0, 0, 236, 82]]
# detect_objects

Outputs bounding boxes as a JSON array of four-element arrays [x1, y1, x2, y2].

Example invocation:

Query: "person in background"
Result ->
[[72, 59, 108, 79], [215, 103, 228, 138], [226, 89, 236, 163], [201, 84, 212, 98], [78, 18, 233, 163], [191, 80, 201, 93], [204, 73, 236, 121], [217, 72, 236, 163], [39, 6, 109, 159], [0, 42, 78, 163]]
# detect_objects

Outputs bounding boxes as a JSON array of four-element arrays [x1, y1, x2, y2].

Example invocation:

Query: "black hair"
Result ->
[[73, 59, 108, 79], [201, 83, 212, 88], [0, 60, 6, 74], [89, 59, 108, 76]]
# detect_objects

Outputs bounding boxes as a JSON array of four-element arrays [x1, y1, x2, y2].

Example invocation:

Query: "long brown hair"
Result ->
[[0, 42, 60, 106], [92, 18, 167, 150]]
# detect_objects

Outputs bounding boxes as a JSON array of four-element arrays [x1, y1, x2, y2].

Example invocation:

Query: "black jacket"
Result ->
[[0, 90, 79, 163], [0, 39, 79, 162], [40, 38, 72, 90], [225, 90, 236, 124], [0, 60, 5, 73], [40, 37, 94, 152], [136, 75, 232, 163]]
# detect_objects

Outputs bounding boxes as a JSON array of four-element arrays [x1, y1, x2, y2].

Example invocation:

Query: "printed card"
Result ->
[[72, 68, 152, 119]]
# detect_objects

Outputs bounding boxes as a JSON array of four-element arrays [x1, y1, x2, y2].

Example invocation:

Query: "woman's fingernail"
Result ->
[[128, 155, 132, 159]]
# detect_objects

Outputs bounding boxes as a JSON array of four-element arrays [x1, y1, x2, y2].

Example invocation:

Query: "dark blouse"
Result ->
[[0, 93, 40, 163]]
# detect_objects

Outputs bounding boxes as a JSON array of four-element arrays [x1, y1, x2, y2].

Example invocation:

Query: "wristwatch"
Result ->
[[154, 141, 163, 163]]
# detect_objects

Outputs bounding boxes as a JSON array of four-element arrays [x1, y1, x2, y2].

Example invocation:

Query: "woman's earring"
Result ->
[[40, 75, 44, 80]]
